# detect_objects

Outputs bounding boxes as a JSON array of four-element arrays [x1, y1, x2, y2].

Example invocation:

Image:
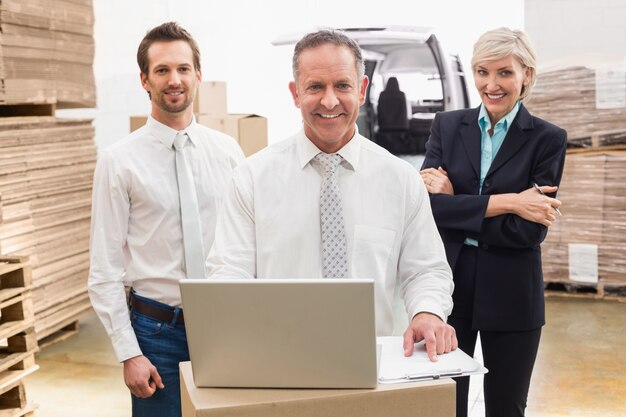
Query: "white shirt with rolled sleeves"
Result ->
[[88, 115, 244, 362], [206, 128, 453, 336]]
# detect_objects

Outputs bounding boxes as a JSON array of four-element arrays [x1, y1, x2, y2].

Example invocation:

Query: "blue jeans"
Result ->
[[130, 293, 189, 417]]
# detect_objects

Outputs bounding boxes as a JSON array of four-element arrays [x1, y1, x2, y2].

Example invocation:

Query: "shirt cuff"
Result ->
[[111, 327, 142, 363], [409, 301, 448, 324]]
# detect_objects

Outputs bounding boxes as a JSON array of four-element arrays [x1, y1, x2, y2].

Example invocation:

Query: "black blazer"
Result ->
[[422, 104, 567, 331]]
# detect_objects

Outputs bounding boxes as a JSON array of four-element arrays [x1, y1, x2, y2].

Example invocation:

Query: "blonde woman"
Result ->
[[420, 27, 567, 417]]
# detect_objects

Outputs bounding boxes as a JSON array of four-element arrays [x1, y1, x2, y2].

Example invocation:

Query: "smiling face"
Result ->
[[289, 43, 368, 154], [474, 55, 530, 125], [140, 40, 201, 127]]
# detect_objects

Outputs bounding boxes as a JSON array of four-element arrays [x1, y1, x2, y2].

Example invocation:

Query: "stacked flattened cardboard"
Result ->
[[0, 0, 96, 108], [541, 152, 626, 291], [0, 117, 96, 341], [525, 66, 626, 149], [131, 81, 269, 157], [525, 65, 626, 293]]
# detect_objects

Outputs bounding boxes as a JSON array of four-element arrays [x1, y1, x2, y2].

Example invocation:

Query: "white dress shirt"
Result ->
[[206, 128, 453, 336], [88, 116, 243, 362]]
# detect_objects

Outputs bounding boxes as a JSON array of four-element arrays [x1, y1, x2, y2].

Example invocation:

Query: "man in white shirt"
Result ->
[[88, 22, 243, 417], [206, 30, 457, 361]]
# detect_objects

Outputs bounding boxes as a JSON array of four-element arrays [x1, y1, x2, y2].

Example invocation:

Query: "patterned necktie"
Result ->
[[315, 152, 348, 278], [173, 133, 206, 279]]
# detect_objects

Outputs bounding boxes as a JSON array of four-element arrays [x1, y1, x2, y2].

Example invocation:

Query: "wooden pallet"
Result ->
[[566, 144, 626, 156], [0, 380, 38, 417], [0, 258, 38, 417], [37, 321, 80, 351], [0, 104, 55, 118], [34, 293, 91, 342], [0, 402, 37, 417], [0, 258, 36, 341], [567, 129, 626, 154], [544, 280, 626, 302]]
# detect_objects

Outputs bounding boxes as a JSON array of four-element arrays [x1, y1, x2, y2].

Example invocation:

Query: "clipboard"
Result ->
[[377, 336, 488, 384]]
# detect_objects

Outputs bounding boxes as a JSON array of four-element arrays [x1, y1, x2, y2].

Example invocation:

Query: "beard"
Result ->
[[153, 89, 195, 114]]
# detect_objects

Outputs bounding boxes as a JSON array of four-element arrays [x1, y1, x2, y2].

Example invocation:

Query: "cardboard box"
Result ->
[[129, 113, 267, 157], [193, 81, 227, 115], [180, 361, 455, 417], [130, 116, 148, 133], [197, 113, 268, 157]]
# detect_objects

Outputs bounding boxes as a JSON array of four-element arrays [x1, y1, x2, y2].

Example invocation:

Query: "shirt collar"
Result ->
[[478, 100, 520, 132], [146, 115, 200, 149], [296, 126, 361, 171]]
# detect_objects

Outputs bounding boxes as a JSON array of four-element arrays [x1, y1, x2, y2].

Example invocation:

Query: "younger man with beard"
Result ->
[[88, 22, 243, 416]]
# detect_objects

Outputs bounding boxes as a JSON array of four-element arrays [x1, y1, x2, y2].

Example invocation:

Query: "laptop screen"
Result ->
[[180, 278, 378, 388]]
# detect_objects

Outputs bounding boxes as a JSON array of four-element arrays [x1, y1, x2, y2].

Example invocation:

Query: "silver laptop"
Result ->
[[180, 278, 378, 388]]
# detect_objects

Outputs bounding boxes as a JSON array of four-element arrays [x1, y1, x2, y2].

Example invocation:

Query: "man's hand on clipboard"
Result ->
[[403, 312, 458, 362]]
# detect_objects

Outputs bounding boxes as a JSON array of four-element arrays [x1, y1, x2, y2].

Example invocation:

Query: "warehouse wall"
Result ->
[[525, 0, 626, 66], [524, 0, 626, 137], [59, 0, 524, 149]]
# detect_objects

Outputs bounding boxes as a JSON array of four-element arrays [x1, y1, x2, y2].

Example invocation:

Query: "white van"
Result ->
[[273, 26, 470, 155]]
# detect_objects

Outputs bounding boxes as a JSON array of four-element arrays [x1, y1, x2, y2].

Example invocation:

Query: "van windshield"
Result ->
[[363, 43, 444, 115]]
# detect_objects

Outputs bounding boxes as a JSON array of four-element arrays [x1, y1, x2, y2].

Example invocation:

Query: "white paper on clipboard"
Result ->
[[377, 336, 488, 384]]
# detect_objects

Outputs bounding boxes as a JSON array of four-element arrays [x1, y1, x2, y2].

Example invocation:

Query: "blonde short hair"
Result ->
[[471, 27, 537, 101]]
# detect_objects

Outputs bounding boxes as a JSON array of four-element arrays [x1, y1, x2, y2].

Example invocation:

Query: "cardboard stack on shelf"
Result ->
[[0, 0, 96, 348], [525, 64, 626, 295], [131, 81, 268, 157]]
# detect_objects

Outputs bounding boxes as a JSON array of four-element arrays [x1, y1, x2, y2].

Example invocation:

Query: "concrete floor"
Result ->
[[22, 296, 626, 416]]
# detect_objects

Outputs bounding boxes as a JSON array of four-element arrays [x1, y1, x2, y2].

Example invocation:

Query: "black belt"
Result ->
[[130, 291, 184, 326]]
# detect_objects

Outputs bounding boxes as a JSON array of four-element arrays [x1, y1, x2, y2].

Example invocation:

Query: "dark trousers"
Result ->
[[449, 246, 541, 417]]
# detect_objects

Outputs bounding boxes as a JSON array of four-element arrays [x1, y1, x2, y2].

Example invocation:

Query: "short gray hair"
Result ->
[[292, 29, 365, 81], [471, 27, 537, 100]]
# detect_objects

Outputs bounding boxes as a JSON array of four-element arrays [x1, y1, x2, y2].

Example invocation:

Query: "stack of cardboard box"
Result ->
[[0, 117, 96, 341], [0, 0, 97, 345], [526, 65, 626, 293], [541, 152, 626, 291], [525, 66, 626, 147], [131, 81, 268, 157], [0, 0, 96, 108]]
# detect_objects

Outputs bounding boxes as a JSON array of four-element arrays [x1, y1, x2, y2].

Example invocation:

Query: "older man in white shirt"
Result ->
[[206, 29, 456, 361]]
